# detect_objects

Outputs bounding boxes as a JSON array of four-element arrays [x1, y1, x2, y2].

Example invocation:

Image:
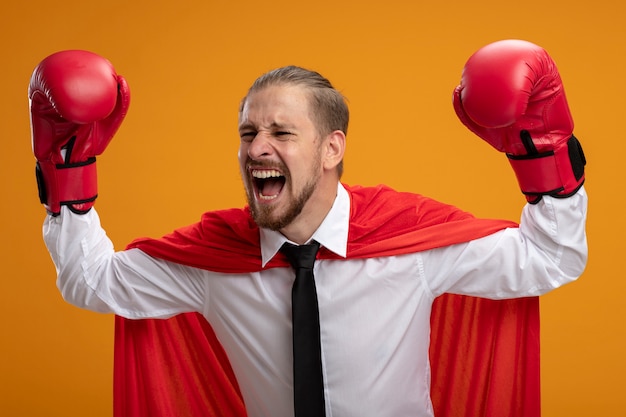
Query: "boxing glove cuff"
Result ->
[[507, 135, 586, 203], [36, 158, 98, 215]]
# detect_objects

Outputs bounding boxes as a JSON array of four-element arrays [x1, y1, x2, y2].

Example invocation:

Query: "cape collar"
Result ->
[[127, 183, 517, 273], [259, 183, 350, 266]]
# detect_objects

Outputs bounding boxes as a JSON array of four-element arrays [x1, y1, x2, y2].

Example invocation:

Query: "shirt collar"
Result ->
[[260, 182, 350, 266]]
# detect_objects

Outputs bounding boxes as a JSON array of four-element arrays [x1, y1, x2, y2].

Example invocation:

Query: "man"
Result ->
[[31, 40, 587, 417]]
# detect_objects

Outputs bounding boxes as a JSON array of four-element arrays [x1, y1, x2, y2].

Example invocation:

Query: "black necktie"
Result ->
[[280, 240, 326, 417]]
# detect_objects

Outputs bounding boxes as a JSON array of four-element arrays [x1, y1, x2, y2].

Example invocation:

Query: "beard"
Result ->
[[243, 155, 321, 231]]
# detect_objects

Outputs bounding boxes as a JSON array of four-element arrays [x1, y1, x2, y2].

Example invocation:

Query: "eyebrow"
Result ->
[[238, 121, 295, 131], [238, 122, 254, 132]]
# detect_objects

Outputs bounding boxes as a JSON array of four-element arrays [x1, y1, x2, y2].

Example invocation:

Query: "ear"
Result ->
[[322, 130, 346, 172]]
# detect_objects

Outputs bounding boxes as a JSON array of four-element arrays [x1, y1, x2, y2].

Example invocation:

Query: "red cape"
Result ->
[[115, 184, 539, 417], [125, 184, 517, 268]]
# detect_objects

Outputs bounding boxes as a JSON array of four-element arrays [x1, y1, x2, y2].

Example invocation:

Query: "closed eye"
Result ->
[[274, 131, 293, 139], [240, 131, 256, 142]]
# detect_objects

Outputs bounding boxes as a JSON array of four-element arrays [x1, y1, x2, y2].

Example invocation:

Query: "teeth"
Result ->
[[252, 169, 282, 178], [259, 194, 278, 200]]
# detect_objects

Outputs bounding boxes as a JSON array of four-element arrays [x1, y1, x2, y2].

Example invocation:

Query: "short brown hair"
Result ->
[[241, 66, 349, 137]]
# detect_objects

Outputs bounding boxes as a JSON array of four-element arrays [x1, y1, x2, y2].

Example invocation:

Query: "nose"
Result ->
[[245, 132, 274, 160]]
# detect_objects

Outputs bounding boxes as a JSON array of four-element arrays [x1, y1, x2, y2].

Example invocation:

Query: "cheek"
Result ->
[[237, 149, 248, 180], [237, 145, 250, 166]]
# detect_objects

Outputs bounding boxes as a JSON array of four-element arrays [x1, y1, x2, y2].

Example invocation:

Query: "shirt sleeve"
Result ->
[[43, 207, 209, 319], [422, 187, 588, 299]]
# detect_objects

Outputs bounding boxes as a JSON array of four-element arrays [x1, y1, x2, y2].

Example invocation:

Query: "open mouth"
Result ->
[[251, 168, 286, 201]]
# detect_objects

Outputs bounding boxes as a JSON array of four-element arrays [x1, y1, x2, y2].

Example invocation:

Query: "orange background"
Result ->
[[2, 0, 624, 416]]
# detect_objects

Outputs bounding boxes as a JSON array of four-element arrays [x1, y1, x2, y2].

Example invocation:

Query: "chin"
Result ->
[[252, 208, 289, 231]]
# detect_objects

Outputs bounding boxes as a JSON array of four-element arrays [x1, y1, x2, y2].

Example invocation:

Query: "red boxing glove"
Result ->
[[453, 39, 586, 203], [29, 50, 130, 215]]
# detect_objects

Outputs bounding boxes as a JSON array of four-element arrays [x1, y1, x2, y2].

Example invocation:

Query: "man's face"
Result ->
[[238, 84, 323, 231]]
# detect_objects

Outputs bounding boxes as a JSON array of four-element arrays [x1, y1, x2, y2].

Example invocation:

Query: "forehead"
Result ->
[[239, 84, 313, 127]]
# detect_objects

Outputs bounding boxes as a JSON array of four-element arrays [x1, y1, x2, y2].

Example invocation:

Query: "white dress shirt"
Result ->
[[43, 183, 588, 417]]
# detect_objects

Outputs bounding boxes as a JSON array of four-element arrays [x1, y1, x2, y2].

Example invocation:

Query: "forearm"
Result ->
[[44, 207, 116, 312], [518, 186, 588, 280]]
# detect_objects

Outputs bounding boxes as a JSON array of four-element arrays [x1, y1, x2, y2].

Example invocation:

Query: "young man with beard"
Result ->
[[32, 40, 587, 417]]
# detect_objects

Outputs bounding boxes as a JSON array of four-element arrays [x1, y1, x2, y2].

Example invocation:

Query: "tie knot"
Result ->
[[280, 241, 320, 270]]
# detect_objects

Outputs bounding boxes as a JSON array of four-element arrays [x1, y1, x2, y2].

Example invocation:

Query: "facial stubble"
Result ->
[[244, 151, 322, 231]]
